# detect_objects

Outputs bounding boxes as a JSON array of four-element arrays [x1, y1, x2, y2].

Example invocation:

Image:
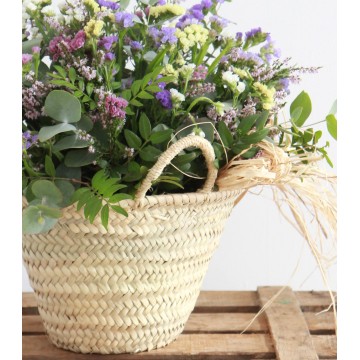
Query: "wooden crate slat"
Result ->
[[22, 291, 335, 312], [296, 291, 336, 312], [304, 312, 336, 333], [312, 335, 337, 359], [23, 312, 335, 335], [258, 286, 320, 360], [23, 334, 275, 359]]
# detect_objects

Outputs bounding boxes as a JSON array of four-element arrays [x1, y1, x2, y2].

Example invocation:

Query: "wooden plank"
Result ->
[[23, 334, 275, 359], [22, 291, 336, 313], [23, 312, 335, 336], [195, 291, 259, 312], [296, 291, 336, 312], [312, 335, 337, 359], [258, 286, 319, 360]]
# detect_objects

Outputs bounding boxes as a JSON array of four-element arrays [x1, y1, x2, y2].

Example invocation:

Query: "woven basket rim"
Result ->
[[67, 188, 244, 212]]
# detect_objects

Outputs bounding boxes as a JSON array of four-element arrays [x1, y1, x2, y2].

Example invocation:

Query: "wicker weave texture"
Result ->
[[23, 189, 241, 354]]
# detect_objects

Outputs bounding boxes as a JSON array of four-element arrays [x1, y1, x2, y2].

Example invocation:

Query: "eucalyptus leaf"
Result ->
[[56, 163, 81, 183], [64, 149, 97, 167], [53, 135, 90, 151], [22, 39, 42, 54], [55, 180, 75, 207], [32, 180, 63, 205], [44, 90, 81, 123], [22, 206, 59, 234], [39, 123, 77, 142], [77, 115, 94, 132]]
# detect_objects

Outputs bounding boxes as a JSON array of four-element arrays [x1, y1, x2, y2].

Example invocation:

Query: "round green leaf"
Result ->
[[55, 180, 75, 207], [32, 180, 63, 205], [64, 149, 97, 167], [39, 123, 77, 142], [77, 115, 94, 132], [22, 206, 58, 234], [44, 90, 82, 123], [53, 135, 90, 151]]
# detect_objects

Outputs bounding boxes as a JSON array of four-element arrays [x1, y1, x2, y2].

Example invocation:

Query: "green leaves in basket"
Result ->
[[290, 91, 312, 127], [44, 90, 81, 123], [326, 114, 337, 140], [22, 180, 65, 234], [71, 170, 132, 230], [22, 206, 59, 234]]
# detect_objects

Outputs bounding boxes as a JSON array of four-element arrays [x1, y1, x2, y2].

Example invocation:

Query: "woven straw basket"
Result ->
[[23, 136, 242, 354]]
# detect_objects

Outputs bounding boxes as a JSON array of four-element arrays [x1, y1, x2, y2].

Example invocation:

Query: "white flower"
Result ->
[[236, 82, 246, 94], [170, 88, 185, 103], [41, 5, 55, 16], [179, 63, 196, 78], [222, 71, 240, 88]]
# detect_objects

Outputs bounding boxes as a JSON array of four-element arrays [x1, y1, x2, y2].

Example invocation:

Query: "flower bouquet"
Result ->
[[22, 0, 337, 354]]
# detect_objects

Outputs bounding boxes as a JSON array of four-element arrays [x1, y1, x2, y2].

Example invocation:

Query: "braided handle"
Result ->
[[135, 135, 218, 200]]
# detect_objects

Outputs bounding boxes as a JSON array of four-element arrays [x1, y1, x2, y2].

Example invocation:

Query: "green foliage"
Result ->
[[44, 90, 81, 123], [326, 114, 337, 140], [22, 2, 336, 234], [290, 91, 312, 127], [71, 170, 132, 229]]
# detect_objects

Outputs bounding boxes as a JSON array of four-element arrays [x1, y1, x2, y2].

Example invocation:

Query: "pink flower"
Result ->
[[22, 54, 32, 65], [70, 30, 86, 51], [32, 46, 41, 54], [105, 95, 128, 119]]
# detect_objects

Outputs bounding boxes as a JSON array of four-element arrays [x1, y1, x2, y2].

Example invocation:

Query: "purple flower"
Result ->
[[209, 15, 229, 29], [130, 40, 143, 51], [98, 35, 118, 51], [22, 54, 32, 65], [279, 78, 290, 93], [32, 46, 40, 54], [236, 32, 243, 41], [260, 34, 281, 62], [149, 27, 178, 47], [160, 27, 177, 45], [156, 90, 172, 109], [70, 30, 86, 51], [105, 52, 115, 61], [97, 0, 120, 10], [190, 5, 205, 20], [245, 27, 262, 39], [176, 14, 200, 29], [157, 0, 166, 4], [105, 95, 128, 119], [115, 12, 135, 28], [22, 131, 38, 150], [201, 0, 212, 9]]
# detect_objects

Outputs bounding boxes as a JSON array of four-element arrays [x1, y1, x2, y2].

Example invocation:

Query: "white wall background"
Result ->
[[22, 0, 337, 292]]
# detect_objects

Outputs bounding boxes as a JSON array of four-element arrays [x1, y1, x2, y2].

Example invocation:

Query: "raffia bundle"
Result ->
[[216, 141, 337, 324]]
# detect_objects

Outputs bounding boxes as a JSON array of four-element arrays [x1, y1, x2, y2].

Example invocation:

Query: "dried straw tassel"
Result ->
[[216, 141, 337, 328]]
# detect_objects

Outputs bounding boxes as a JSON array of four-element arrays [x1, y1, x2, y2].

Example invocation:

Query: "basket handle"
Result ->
[[135, 135, 218, 200]]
